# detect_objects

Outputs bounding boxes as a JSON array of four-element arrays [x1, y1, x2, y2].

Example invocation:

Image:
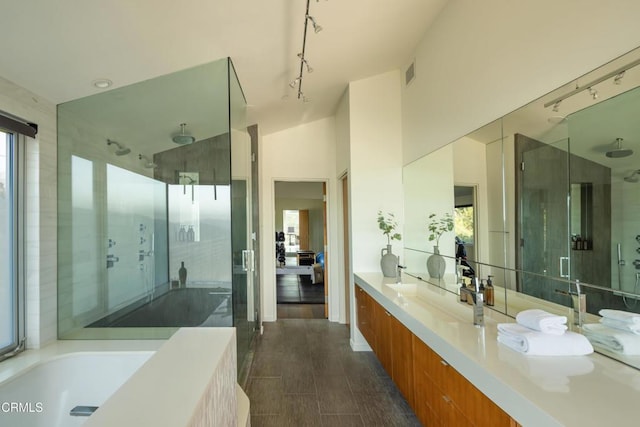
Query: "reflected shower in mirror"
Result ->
[[402, 44, 640, 368]]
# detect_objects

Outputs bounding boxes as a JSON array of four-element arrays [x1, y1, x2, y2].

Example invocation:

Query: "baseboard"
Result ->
[[350, 337, 372, 352]]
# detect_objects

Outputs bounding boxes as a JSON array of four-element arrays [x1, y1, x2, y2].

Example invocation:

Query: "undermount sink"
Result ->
[[385, 282, 418, 296]]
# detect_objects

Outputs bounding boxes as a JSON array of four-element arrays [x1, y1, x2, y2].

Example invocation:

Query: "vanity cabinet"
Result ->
[[355, 285, 375, 347], [372, 301, 414, 407], [356, 285, 414, 405], [355, 285, 518, 427], [413, 335, 513, 427]]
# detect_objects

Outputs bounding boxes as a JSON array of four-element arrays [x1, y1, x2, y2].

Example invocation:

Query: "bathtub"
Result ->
[[0, 351, 153, 427]]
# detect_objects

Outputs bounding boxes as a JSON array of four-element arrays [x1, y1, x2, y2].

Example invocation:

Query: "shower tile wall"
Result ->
[[0, 76, 58, 348]]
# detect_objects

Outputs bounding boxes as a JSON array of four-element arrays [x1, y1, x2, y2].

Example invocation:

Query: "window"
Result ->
[[0, 128, 25, 359]]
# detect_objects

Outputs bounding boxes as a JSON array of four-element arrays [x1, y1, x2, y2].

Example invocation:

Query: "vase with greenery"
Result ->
[[426, 213, 453, 278], [377, 211, 401, 277]]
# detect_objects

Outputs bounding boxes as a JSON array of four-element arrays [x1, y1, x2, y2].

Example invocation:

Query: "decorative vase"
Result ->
[[427, 246, 446, 279], [380, 244, 398, 278], [179, 261, 187, 286]]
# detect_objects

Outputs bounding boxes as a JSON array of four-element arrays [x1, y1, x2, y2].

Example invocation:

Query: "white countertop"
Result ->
[[355, 272, 640, 427]]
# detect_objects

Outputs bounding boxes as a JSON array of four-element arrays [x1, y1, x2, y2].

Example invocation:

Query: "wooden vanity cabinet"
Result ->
[[355, 285, 375, 348], [355, 285, 516, 426], [372, 301, 414, 406], [413, 335, 512, 427]]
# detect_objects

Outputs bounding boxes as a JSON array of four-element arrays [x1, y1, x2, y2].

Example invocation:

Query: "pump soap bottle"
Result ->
[[485, 275, 495, 306]]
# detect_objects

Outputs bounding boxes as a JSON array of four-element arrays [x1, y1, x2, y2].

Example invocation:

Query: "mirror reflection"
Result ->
[[403, 45, 640, 368]]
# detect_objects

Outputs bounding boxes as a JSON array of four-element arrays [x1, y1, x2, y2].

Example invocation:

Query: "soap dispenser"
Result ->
[[485, 275, 495, 306]]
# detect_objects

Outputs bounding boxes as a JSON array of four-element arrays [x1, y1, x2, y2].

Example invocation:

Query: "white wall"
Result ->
[[453, 137, 489, 266], [402, 0, 640, 166], [347, 70, 403, 350], [0, 77, 57, 348], [259, 117, 339, 322]]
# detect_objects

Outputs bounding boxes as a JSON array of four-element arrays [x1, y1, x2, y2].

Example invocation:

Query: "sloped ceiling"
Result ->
[[0, 0, 449, 135]]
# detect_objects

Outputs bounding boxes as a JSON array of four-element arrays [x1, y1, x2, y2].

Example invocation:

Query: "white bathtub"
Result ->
[[0, 351, 153, 427]]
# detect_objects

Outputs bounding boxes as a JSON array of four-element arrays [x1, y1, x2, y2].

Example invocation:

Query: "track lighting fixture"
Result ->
[[289, 0, 325, 100], [305, 15, 323, 33], [289, 77, 302, 88], [552, 100, 561, 112], [544, 56, 640, 109], [297, 53, 314, 73]]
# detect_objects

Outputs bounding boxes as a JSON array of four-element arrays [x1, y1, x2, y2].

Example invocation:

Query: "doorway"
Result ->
[[274, 181, 327, 319]]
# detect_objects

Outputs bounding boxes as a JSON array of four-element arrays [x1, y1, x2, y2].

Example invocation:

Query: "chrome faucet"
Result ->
[[472, 277, 484, 326], [396, 263, 406, 285], [554, 280, 586, 327], [571, 280, 586, 327]]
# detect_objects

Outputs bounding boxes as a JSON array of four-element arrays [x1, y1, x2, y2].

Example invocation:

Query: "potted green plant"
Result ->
[[377, 211, 401, 277], [426, 213, 453, 279]]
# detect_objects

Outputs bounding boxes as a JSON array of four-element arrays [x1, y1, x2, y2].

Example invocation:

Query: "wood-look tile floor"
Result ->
[[277, 303, 325, 319], [247, 319, 421, 427]]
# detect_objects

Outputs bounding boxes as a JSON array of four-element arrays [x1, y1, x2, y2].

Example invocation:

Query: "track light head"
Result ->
[[552, 100, 561, 112], [588, 87, 598, 100], [614, 71, 626, 85], [289, 77, 302, 88], [306, 15, 323, 33], [297, 53, 314, 73]]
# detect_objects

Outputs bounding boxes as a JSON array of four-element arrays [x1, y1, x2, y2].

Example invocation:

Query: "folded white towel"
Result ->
[[582, 323, 640, 355], [598, 309, 640, 324], [600, 317, 640, 335], [515, 309, 568, 335], [497, 323, 593, 356]]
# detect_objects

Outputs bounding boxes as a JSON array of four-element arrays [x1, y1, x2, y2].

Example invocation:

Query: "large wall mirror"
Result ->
[[404, 45, 640, 368]]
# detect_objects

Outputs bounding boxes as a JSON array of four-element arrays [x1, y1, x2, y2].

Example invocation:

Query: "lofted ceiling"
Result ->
[[0, 0, 448, 135]]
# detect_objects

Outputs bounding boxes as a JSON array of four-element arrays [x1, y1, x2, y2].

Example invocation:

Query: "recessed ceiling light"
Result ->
[[92, 79, 112, 89]]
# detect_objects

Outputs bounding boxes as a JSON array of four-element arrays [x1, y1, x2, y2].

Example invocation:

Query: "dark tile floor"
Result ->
[[278, 303, 325, 319], [277, 274, 325, 304], [247, 319, 421, 427]]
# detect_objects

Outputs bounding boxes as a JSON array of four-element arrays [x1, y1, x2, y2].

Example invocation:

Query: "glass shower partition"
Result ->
[[229, 59, 257, 377], [57, 58, 257, 372]]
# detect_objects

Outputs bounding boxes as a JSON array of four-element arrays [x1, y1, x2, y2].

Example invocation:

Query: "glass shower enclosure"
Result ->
[[57, 58, 257, 373]]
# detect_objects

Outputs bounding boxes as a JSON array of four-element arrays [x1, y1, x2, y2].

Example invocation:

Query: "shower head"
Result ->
[[172, 123, 195, 145], [138, 154, 157, 169], [624, 170, 640, 183], [606, 138, 633, 158], [107, 139, 131, 156]]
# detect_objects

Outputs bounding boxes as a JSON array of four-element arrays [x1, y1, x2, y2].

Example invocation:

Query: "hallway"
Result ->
[[247, 319, 421, 426]]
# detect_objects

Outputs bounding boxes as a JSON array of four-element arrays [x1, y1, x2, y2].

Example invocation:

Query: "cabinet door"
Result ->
[[412, 336, 432, 426], [390, 315, 414, 407], [373, 299, 393, 375], [355, 286, 367, 337]]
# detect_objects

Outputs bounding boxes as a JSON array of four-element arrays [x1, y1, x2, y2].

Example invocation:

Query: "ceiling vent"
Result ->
[[405, 61, 416, 86]]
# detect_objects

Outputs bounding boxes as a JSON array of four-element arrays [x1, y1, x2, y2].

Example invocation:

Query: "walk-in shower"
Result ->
[[57, 58, 258, 375]]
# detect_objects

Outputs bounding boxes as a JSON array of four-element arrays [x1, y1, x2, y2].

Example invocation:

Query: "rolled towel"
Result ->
[[497, 323, 593, 356], [582, 323, 640, 355], [515, 309, 568, 335], [600, 317, 640, 335], [598, 309, 640, 324]]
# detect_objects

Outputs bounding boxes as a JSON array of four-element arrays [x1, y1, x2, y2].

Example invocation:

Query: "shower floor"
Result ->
[[89, 287, 231, 328]]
